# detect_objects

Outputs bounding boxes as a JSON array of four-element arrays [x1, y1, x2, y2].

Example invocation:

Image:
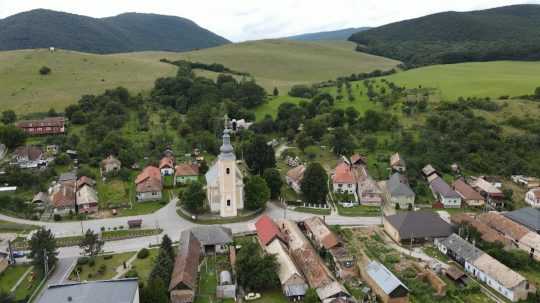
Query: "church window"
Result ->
[[226, 168, 230, 174], [227, 199, 231, 206]]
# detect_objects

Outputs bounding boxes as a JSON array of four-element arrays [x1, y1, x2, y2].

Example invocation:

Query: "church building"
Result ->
[[205, 123, 244, 217]]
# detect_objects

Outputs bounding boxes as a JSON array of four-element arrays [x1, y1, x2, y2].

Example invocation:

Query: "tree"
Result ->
[[28, 228, 58, 275], [1, 110, 16, 125], [0, 125, 26, 149], [330, 128, 356, 156], [39, 66, 51, 75], [244, 176, 270, 210], [140, 277, 169, 303], [0, 292, 14, 303], [243, 135, 276, 175], [149, 249, 174, 286], [304, 119, 326, 141], [182, 181, 206, 214], [301, 163, 328, 204], [304, 288, 319, 303], [534, 86, 540, 100], [236, 241, 279, 291], [236, 81, 266, 108], [273, 87, 279, 96], [79, 229, 104, 257], [160, 234, 175, 261], [263, 168, 283, 199]]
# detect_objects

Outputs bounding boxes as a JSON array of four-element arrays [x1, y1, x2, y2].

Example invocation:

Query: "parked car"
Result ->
[[12, 251, 25, 258], [245, 293, 261, 301]]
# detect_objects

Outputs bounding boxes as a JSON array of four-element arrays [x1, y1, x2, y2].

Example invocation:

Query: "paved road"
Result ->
[[0, 199, 381, 258]]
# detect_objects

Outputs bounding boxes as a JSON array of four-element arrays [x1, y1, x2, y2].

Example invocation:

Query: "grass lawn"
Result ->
[[130, 248, 159, 283], [119, 200, 166, 217], [293, 207, 331, 215], [0, 220, 38, 233], [13, 269, 42, 302], [194, 257, 218, 303], [337, 204, 381, 217], [97, 179, 130, 208], [254, 95, 305, 120], [257, 290, 289, 303], [0, 265, 31, 293], [69, 252, 135, 281]]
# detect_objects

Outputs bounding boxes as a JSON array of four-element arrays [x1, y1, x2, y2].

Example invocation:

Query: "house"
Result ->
[[100, 155, 121, 176], [160, 156, 175, 176], [452, 179, 485, 207], [216, 270, 236, 299], [205, 126, 244, 217], [429, 177, 461, 208], [383, 211, 453, 244], [357, 176, 383, 206], [364, 261, 409, 303], [436, 234, 530, 302], [255, 215, 287, 247], [230, 118, 253, 131], [32, 192, 50, 206], [49, 179, 76, 215], [349, 154, 367, 167], [190, 226, 233, 254], [170, 230, 202, 303], [174, 163, 199, 185], [422, 164, 437, 178], [450, 213, 512, 247], [390, 153, 406, 172], [315, 281, 352, 303], [12, 145, 45, 168], [286, 165, 305, 194], [525, 188, 540, 207], [76, 177, 98, 214], [505, 207, 540, 234], [135, 166, 162, 202], [329, 245, 357, 279], [304, 217, 339, 250], [36, 279, 140, 303], [45, 144, 59, 156], [16, 117, 66, 136], [265, 239, 308, 300], [332, 162, 357, 196], [511, 175, 540, 189], [471, 177, 504, 208], [383, 173, 415, 209]]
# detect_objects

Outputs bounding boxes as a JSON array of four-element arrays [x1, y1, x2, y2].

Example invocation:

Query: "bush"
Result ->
[[97, 264, 107, 275], [137, 248, 150, 259], [77, 257, 89, 265], [103, 255, 113, 260], [88, 258, 95, 267], [53, 214, 62, 221], [288, 84, 316, 98], [39, 66, 51, 75], [124, 269, 139, 278]]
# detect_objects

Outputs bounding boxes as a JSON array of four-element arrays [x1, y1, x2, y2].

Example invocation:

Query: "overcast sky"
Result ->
[[1, 0, 539, 41]]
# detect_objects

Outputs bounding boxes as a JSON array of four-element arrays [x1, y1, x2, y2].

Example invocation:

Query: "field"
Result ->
[[121, 40, 400, 93], [383, 61, 540, 101], [0, 49, 176, 113]]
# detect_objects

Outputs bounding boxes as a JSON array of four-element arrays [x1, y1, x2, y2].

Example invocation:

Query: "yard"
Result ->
[[0, 265, 41, 301], [0, 220, 38, 233], [129, 248, 159, 283], [293, 206, 331, 215], [69, 251, 135, 281], [336, 204, 381, 217], [194, 257, 218, 303], [97, 179, 130, 209]]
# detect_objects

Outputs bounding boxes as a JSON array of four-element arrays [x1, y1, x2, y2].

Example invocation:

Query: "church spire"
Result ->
[[219, 114, 235, 160]]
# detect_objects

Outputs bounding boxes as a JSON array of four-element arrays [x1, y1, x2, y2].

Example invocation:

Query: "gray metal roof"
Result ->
[[58, 171, 77, 182], [384, 211, 454, 240], [387, 173, 415, 198], [219, 129, 236, 161], [284, 284, 308, 297], [366, 261, 408, 295], [430, 177, 460, 198], [205, 164, 219, 186], [505, 207, 540, 232], [37, 279, 139, 303], [439, 234, 484, 262], [190, 226, 233, 246]]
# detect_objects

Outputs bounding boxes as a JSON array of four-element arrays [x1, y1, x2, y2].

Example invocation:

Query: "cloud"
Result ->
[[1, 0, 540, 41]]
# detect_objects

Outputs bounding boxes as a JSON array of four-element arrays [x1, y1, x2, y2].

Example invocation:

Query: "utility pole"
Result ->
[[43, 249, 49, 275]]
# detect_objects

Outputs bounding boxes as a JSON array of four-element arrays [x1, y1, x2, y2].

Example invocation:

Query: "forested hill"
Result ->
[[348, 4, 540, 67], [0, 9, 230, 53], [286, 27, 370, 41]]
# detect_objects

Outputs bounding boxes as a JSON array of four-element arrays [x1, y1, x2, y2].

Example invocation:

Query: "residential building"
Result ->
[[450, 213, 512, 247], [471, 177, 504, 208], [436, 234, 530, 302], [429, 177, 461, 208], [135, 166, 162, 202], [525, 188, 540, 208], [383, 211, 453, 244], [390, 153, 406, 172], [349, 154, 367, 167], [315, 281, 353, 303], [174, 163, 199, 185], [190, 226, 233, 254], [505, 207, 540, 234], [216, 270, 236, 299], [32, 192, 50, 207], [304, 217, 339, 250], [383, 173, 415, 209], [286, 165, 305, 194], [205, 126, 244, 217], [37, 279, 139, 303], [170, 230, 202, 303], [452, 179, 485, 207], [332, 162, 357, 195], [363, 261, 409, 303], [16, 117, 66, 136], [422, 164, 437, 178], [160, 156, 175, 176], [255, 215, 287, 247], [12, 145, 45, 168], [511, 175, 540, 189], [230, 118, 253, 131], [265, 239, 308, 300], [100, 155, 121, 176], [356, 165, 383, 206], [76, 177, 98, 214], [49, 179, 76, 215]]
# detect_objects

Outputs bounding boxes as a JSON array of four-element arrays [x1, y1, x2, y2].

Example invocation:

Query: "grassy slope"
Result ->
[[128, 40, 400, 92], [383, 61, 540, 101], [0, 49, 176, 113]]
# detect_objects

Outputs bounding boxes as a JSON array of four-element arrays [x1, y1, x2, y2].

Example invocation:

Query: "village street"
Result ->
[[0, 199, 381, 258]]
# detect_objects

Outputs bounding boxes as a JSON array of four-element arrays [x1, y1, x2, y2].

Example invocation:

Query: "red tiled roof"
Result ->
[[175, 163, 199, 177], [332, 162, 355, 184], [159, 157, 174, 169], [135, 166, 162, 193], [170, 231, 201, 292], [452, 179, 484, 201], [16, 117, 65, 135], [255, 215, 286, 246], [14, 146, 43, 161], [50, 181, 76, 208], [77, 176, 96, 190]]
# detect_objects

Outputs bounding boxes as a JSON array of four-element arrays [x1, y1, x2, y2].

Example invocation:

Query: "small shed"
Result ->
[[127, 219, 142, 228], [217, 271, 236, 299]]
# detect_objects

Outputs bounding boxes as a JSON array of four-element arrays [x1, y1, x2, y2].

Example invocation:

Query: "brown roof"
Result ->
[[452, 179, 484, 201], [16, 117, 65, 128], [291, 246, 334, 289], [304, 217, 340, 249], [390, 152, 404, 167], [332, 162, 356, 184], [77, 176, 96, 190], [287, 165, 305, 183], [135, 166, 162, 193], [175, 163, 199, 177], [445, 266, 465, 281], [50, 181, 76, 208], [450, 213, 512, 246], [14, 145, 43, 161], [170, 231, 202, 292], [255, 215, 287, 246], [477, 212, 529, 240], [350, 154, 367, 165], [159, 157, 174, 169], [101, 155, 121, 168]]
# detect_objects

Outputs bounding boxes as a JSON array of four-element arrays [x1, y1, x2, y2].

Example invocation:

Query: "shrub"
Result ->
[[39, 66, 51, 75], [77, 257, 89, 265], [124, 269, 139, 278], [100, 227, 105, 232], [137, 248, 150, 259], [88, 273, 93, 278], [103, 255, 113, 260], [88, 258, 95, 267], [53, 214, 62, 221], [97, 264, 107, 275]]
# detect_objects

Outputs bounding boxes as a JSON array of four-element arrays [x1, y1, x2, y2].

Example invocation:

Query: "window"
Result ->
[[227, 200, 231, 206], [226, 168, 230, 174]]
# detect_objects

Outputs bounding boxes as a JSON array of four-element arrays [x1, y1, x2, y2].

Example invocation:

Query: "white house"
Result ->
[[429, 177, 461, 208], [331, 162, 356, 196], [159, 156, 175, 176], [525, 188, 540, 208], [135, 166, 163, 202]]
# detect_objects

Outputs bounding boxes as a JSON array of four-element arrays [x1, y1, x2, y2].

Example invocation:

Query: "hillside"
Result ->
[[286, 27, 369, 41], [140, 39, 400, 92], [349, 4, 540, 67], [0, 9, 230, 53], [0, 49, 176, 113]]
